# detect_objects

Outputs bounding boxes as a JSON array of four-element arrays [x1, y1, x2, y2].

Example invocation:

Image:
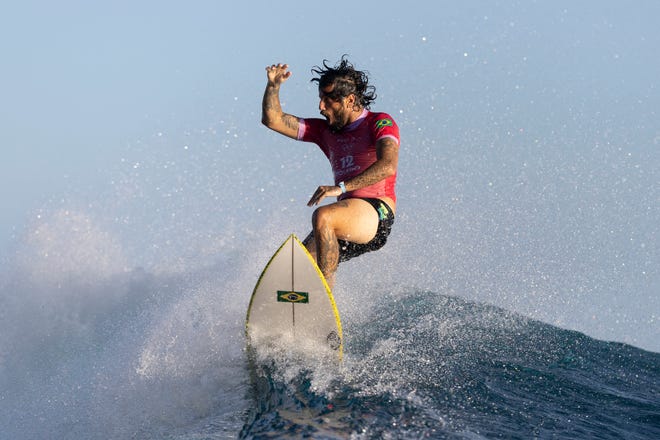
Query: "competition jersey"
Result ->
[[297, 110, 400, 202]]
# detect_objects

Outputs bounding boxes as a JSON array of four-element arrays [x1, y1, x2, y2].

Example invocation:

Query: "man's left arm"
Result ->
[[307, 138, 398, 206], [344, 137, 399, 192]]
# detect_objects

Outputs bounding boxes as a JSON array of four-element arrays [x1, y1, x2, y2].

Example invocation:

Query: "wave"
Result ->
[[241, 292, 660, 439], [1, 209, 657, 439]]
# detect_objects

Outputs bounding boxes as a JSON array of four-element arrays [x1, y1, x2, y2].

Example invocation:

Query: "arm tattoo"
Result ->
[[346, 138, 398, 190], [262, 85, 299, 135], [262, 86, 281, 114], [282, 114, 298, 131]]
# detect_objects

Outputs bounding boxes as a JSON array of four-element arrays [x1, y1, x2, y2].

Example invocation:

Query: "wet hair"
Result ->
[[311, 55, 377, 109]]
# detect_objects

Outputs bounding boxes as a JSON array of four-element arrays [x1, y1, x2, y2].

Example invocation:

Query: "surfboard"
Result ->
[[246, 234, 343, 360]]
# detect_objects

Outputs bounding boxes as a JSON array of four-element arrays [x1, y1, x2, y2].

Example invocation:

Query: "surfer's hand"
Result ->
[[266, 63, 291, 87], [307, 185, 342, 206]]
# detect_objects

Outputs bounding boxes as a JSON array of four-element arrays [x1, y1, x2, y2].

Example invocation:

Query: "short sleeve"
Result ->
[[298, 118, 327, 144], [371, 113, 400, 145]]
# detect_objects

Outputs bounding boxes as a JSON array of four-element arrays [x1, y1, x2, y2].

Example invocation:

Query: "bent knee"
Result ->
[[311, 205, 334, 230]]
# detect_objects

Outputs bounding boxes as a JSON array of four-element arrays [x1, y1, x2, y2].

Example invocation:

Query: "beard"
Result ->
[[329, 120, 345, 133], [321, 108, 348, 133]]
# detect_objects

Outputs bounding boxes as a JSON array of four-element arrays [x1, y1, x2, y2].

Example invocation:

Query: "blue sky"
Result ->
[[3, 2, 657, 244]]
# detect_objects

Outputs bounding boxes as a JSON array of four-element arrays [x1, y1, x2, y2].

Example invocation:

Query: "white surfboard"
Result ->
[[246, 234, 343, 360]]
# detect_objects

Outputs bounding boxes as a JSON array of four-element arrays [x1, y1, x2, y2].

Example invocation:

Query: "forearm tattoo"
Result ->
[[262, 86, 298, 131], [262, 86, 281, 114], [347, 138, 398, 190]]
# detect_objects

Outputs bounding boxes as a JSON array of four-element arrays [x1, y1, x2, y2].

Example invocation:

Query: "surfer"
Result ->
[[261, 56, 400, 288]]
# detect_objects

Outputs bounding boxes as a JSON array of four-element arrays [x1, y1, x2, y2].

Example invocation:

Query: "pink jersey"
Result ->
[[297, 110, 400, 202]]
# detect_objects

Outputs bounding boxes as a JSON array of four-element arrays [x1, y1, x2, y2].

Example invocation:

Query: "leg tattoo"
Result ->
[[317, 226, 339, 281]]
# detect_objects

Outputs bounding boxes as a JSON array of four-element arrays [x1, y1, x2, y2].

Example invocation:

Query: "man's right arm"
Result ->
[[261, 63, 300, 139]]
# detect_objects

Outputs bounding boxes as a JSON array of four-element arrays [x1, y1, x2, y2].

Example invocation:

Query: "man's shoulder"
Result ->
[[302, 117, 330, 131], [366, 111, 397, 126], [364, 111, 398, 132], [302, 116, 327, 123], [366, 110, 394, 119], [299, 117, 329, 140]]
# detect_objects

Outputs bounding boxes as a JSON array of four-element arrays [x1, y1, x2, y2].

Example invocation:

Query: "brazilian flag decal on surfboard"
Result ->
[[277, 290, 309, 303]]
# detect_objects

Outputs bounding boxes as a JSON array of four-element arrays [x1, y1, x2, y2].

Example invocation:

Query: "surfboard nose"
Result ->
[[246, 234, 343, 361]]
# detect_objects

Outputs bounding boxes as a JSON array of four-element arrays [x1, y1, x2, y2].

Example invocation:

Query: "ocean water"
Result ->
[[241, 293, 660, 439], [1, 210, 658, 439]]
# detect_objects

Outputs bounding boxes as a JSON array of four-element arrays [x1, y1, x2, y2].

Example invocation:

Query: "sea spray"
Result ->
[[0, 208, 252, 439]]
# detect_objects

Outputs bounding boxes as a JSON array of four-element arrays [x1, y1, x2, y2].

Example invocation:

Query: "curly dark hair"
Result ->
[[311, 55, 377, 110]]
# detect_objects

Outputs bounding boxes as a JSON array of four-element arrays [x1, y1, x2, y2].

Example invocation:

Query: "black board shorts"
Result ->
[[338, 198, 395, 263]]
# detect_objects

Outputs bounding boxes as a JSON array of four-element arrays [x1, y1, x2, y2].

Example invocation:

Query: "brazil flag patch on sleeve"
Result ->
[[375, 118, 393, 129]]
